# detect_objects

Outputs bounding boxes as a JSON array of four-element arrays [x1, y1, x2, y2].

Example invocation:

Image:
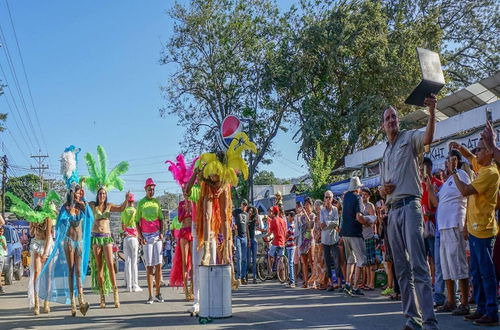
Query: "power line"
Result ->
[[4, 128, 30, 164], [0, 64, 37, 152], [0, 20, 41, 151], [4, 0, 48, 152]]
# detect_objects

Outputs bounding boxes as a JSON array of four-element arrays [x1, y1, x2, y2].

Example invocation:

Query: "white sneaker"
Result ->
[[132, 286, 143, 292], [146, 297, 154, 304], [188, 303, 199, 314]]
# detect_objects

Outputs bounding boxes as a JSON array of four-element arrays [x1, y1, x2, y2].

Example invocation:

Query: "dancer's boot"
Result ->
[[78, 293, 89, 316], [70, 293, 77, 317], [99, 289, 106, 308], [113, 287, 120, 308], [33, 293, 40, 315], [43, 300, 50, 313]]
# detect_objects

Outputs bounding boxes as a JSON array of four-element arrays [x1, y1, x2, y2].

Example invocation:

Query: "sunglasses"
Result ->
[[324, 196, 332, 199]]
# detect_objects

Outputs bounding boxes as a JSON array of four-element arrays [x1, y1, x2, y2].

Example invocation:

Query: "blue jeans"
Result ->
[[433, 236, 445, 305], [235, 236, 248, 280], [286, 246, 296, 284], [469, 234, 498, 320], [247, 238, 258, 279]]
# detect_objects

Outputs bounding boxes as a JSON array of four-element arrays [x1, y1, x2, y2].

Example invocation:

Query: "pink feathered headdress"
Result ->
[[165, 154, 198, 187]]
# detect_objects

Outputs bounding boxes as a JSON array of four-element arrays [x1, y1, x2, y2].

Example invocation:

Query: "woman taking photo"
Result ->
[[297, 198, 316, 288]]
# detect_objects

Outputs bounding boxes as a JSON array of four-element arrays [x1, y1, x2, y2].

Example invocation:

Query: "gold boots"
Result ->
[[78, 293, 89, 316], [99, 289, 106, 308], [43, 300, 50, 313], [33, 293, 40, 316], [70, 293, 77, 317], [113, 287, 120, 308]]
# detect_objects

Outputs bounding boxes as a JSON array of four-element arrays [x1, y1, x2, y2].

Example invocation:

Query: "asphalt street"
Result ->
[[0, 268, 487, 329]]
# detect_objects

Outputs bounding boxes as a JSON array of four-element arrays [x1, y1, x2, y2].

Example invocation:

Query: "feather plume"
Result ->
[[97, 145, 108, 186], [6, 191, 60, 223], [84, 152, 100, 184]]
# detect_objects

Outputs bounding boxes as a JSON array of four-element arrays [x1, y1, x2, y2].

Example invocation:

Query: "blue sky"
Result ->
[[0, 0, 307, 202]]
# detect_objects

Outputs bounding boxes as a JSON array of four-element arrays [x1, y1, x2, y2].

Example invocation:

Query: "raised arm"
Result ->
[[482, 121, 500, 164], [110, 191, 131, 213], [449, 141, 475, 161], [423, 94, 437, 146]]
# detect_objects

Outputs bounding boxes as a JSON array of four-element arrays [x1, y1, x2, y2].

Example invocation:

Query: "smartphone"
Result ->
[[486, 108, 493, 123], [423, 166, 428, 178]]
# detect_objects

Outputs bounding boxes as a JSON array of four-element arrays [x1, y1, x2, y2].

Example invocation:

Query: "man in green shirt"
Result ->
[[121, 193, 142, 292]]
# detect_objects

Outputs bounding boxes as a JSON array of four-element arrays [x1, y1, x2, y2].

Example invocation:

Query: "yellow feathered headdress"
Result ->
[[198, 132, 257, 186]]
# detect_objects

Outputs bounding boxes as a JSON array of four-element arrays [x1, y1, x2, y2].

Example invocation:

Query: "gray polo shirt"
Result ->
[[320, 206, 340, 245], [380, 129, 425, 205]]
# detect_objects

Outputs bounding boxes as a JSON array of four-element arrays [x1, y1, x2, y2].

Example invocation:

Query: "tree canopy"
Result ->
[[161, 0, 499, 181]]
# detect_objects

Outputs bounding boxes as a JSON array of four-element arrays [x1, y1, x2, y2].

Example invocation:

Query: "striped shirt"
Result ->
[[286, 221, 295, 248]]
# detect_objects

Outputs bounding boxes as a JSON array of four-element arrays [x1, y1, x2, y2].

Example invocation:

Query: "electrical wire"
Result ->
[[4, 0, 48, 153]]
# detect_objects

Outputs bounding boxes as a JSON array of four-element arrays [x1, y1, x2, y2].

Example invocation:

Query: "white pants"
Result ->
[[123, 236, 140, 289], [192, 221, 216, 308], [143, 232, 163, 267]]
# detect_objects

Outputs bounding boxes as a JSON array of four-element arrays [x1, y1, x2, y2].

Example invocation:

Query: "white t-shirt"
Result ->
[[437, 169, 471, 230]]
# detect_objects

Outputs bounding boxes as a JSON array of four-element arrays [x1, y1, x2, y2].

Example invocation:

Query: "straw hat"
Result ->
[[347, 176, 363, 192]]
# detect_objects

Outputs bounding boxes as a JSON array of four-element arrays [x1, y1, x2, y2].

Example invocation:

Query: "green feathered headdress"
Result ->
[[83, 145, 129, 193], [6, 191, 61, 223]]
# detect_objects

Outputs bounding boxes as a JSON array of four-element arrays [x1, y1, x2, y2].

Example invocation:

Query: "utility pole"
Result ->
[[31, 150, 49, 192], [1, 155, 7, 217]]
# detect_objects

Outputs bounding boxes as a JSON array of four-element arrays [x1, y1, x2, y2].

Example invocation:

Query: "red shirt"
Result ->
[[269, 216, 286, 247], [421, 177, 443, 223]]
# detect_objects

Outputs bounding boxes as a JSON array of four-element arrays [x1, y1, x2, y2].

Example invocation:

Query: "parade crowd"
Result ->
[[0, 96, 499, 330]]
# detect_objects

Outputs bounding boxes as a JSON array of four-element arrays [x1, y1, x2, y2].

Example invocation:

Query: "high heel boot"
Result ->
[[70, 293, 77, 317], [33, 293, 40, 315], [78, 293, 89, 316], [113, 287, 120, 308], [43, 300, 50, 313], [99, 289, 106, 308]]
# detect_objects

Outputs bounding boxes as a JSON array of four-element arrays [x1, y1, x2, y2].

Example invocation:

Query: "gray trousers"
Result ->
[[388, 199, 438, 330]]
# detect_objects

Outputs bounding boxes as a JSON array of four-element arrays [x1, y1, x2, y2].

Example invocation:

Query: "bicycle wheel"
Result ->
[[277, 255, 289, 284], [257, 256, 268, 282]]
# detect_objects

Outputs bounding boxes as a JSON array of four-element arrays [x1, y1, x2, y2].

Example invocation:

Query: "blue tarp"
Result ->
[[326, 176, 380, 196]]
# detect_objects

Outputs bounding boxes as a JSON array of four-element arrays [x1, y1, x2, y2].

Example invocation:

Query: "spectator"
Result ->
[[233, 200, 249, 285], [361, 188, 377, 291], [247, 206, 259, 284], [421, 157, 442, 287], [450, 139, 500, 326], [285, 211, 296, 288], [427, 150, 470, 315], [340, 177, 367, 296], [163, 237, 172, 268], [0, 226, 6, 294], [320, 190, 341, 292], [274, 191, 284, 217], [297, 199, 316, 288], [263, 206, 287, 277], [309, 200, 326, 289], [293, 202, 304, 285], [378, 97, 438, 330]]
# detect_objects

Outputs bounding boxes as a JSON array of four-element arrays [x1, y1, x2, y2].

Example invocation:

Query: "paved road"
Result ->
[[0, 269, 486, 329]]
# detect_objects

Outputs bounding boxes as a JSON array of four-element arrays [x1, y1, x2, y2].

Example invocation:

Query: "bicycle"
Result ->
[[256, 241, 289, 284]]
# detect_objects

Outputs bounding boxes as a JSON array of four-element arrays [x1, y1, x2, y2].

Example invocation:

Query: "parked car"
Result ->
[[2, 225, 23, 284]]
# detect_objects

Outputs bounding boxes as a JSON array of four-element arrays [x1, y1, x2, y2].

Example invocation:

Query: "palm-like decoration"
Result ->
[[198, 132, 257, 186], [83, 145, 129, 193], [6, 190, 61, 223]]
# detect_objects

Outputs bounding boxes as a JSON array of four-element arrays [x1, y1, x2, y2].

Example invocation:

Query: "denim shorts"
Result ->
[[269, 245, 284, 257]]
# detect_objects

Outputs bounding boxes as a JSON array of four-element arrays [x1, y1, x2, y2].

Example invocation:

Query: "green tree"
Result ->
[[5, 174, 40, 210], [253, 170, 280, 185], [156, 192, 182, 211], [308, 142, 335, 199], [160, 0, 305, 174], [292, 0, 498, 168], [290, 0, 442, 166]]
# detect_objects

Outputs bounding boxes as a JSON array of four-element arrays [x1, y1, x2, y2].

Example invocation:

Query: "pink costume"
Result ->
[[169, 199, 196, 287]]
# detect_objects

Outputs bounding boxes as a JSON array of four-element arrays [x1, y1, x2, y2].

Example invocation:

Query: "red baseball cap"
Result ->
[[144, 178, 156, 189], [128, 193, 135, 202]]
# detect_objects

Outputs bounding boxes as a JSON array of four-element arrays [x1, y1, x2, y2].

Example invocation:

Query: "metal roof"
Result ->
[[402, 71, 500, 125]]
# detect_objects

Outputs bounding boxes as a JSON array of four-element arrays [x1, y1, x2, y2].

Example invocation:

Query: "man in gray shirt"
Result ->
[[378, 94, 438, 330], [320, 190, 341, 292]]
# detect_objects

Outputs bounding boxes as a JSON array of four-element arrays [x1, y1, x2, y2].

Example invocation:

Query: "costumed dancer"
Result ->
[[166, 154, 199, 301], [38, 145, 94, 317], [6, 191, 61, 315], [83, 145, 130, 308], [121, 193, 142, 292], [195, 132, 257, 290], [136, 178, 165, 304]]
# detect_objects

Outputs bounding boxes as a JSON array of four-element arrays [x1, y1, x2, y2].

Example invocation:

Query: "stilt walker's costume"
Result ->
[[38, 145, 94, 316], [6, 191, 61, 314], [195, 132, 257, 290], [83, 145, 129, 308], [166, 154, 199, 300]]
